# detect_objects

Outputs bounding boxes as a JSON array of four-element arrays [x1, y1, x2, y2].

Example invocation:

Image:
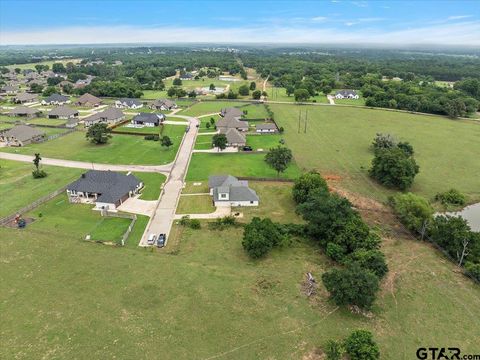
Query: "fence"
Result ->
[[47, 128, 76, 141], [237, 176, 294, 183], [0, 185, 68, 226], [94, 211, 137, 247]]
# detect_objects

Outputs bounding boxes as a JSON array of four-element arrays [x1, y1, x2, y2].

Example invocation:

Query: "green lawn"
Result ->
[[1, 210, 479, 359], [27, 117, 67, 126], [194, 135, 213, 150], [242, 104, 269, 119], [0, 159, 83, 218], [266, 87, 329, 103], [0, 123, 13, 130], [0, 128, 184, 165], [6, 58, 82, 70], [186, 153, 302, 181], [271, 104, 480, 203], [334, 98, 366, 106], [135, 172, 166, 200], [179, 101, 243, 117], [114, 124, 161, 135], [176, 195, 215, 214], [246, 134, 284, 150]]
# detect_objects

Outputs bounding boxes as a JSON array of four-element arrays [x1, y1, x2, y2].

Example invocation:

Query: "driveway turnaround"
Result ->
[[117, 196, 157, 217], [174, 205, 234, 220], [139, 114, 199, 247], [0, 152, 172, 174]]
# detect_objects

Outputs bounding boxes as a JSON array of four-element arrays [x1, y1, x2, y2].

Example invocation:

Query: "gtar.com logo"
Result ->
[[416, 348, 480, 360]]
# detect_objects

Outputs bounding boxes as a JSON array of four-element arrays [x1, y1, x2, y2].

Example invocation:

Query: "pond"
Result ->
[[440, 203, 480, 232]]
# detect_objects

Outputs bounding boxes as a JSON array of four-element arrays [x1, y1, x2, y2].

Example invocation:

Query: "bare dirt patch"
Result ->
[[4, 217, 35, 228]]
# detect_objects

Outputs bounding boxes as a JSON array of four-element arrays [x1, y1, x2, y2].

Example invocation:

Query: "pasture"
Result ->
[[271, 104, 480, 203]]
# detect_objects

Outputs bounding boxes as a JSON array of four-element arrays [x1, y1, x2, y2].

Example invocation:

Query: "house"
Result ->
[[1, 85, 19, 95], [179, 73, 193, 80], [74, 75, 94, 89], [75, 93, 102, 107], [0, 125, 46, 146], [216, 115, 249, 132], [41, 93, 70, 105], [115, 98, 143, 109], [9, 106, 40, 118], [48, 105, 79, 119], [12, 93, 38, 104], [335, 90, 359, 99], [220, 107, 243, 118], [256, 123, 278, 133], [65, 117, 79, 128], [149, 99, 177, 110], [83, 107, 125, 127], [131, 113, 165, 127], [220, 128, 246, 147], [208, 175, 259, 207], [66, 170, 143, 211]]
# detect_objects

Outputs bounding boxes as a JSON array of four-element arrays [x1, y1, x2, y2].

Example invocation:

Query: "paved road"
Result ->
[[139, 114, 199, 247], [0, 152, 172, 174]]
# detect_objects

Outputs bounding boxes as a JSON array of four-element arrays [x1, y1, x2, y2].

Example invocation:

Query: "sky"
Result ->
[[0, 0, 479, 46]]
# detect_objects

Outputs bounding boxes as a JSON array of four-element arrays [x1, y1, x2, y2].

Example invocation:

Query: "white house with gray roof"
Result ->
[[115, 98, 143, 109], [208, 175, 259, 207], [48, 105, 79, 119], [83, 108, 125, 127], [335, 90, 359, 99], [41, 93, 70, 105], [67, 170, 143, 211], [149, 99, 177, 110]]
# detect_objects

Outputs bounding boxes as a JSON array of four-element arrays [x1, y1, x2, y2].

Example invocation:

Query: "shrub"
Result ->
[[326, 242, 346, 262], [372, 133, 397, 152], [344, 330, 380, 360], [390, 193, 433, 233], [189, 219, 201, 229], [324, 339, 344, 360], [435, 188, 466, 207], [346, 249, 389, 279], [322, 263, 380, 309], [32, 170, 47, 178], [242, 217, 287, 259], [465, 262, 480, 281]]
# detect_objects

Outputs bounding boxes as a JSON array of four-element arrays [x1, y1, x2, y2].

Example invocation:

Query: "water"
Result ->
[[441, 203, 480, 232]]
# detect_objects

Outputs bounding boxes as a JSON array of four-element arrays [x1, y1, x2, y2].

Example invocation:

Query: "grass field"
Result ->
[[186, 153, 302, 180], [194, 135, 213, 150], [0, 127, 184, 165], [334, 98, 366, 105], [1, 209, 479, 359], [179, 101, 243, 117], [26, 117, 67, 126], [271, 104, 480, 203], [176, 195, 215, 214], [266, 87, 329, 103], [135, 172, 166, 200], [6, 58, 82, 70], [246, 134, 284, 150], [114, 124, 162, 135], [0, 123, 13, 130], [0, 159, 83, 218]]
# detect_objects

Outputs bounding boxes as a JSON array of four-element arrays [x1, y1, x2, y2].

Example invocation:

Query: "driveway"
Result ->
[[193, 147, 238, 153], [0, 152, 172, 174], [117, 196, 157, 216], [327, 95, 336, 105], [174, 205, 234, 220], [139, 114, 200, 247]]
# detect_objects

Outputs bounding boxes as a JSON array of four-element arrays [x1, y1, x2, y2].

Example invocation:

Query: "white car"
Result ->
[[147, 234, 157, 245]]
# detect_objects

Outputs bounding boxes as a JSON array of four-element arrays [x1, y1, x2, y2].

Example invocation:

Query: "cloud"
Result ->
[[351, 1, 368, 7], [1, 21, 479, 46], [311, 16, 328, 22], [447, 15, 473, 20]]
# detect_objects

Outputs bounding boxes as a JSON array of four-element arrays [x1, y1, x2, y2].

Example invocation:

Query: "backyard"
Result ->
[[0, 126, 185, 165]]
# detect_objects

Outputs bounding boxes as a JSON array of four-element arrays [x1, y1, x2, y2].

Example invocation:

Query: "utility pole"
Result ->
[[298, 110, 301, 133], [304, 110, 308, 133]]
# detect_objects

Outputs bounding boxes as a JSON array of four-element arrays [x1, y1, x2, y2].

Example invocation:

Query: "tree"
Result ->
[[344, 330, 380, 360], [14, 68, 21, 74], [390, 193, 433, 234], [210, 117, 215, 125], [238, 84, 250, 96], [173, 78, 182, 86], [321, 85, 332, 95], [161, 136, 173, 148], [176, 88, 187, 98], [444, 98, 466, 118], [322, 263, 380, 309], [286, 85, 295, 97], [188, 90, 197, 98], [167, 87, 177, 97], [242, 217, 286, 259], [47, 77, 62, 86], [292, 171, 328, 204], [369, 147, 419, 190], [212, 133, 227, 151], [86, 123, 112, 145], [209, 83, 216, 90], [32, 153, 47, 178], [205, 122, 211, 129], [52, 63, 66, 73], [347, 249, 388, 279], [435, 188, 466, 207], [226, 90, 238, 99], [294, 88, 310, 102], [42, 86, 58, 97], [372, 133, 397, 153], [252, 90, 262, 100], [265, 146, 293, 176], [249, 81, 256, 91], [29, 83, 44, 93]]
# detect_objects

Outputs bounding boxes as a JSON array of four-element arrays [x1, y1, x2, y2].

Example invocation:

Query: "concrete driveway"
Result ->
[[174, 205, 235, 220], [117, 196, 157, 216]]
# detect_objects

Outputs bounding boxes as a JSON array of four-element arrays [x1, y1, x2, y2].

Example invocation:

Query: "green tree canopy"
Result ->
[[264, 146, 293, 176], [86, 123, 112, 145]]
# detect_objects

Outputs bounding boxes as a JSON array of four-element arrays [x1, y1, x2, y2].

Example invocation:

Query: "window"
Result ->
[[220, 193, 227, 199]]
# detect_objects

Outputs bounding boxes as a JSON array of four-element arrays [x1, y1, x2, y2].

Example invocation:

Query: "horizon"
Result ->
[[1, 0, 479, 46]]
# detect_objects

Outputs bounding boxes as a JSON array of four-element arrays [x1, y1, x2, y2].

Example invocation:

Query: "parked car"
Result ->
[[185, 126, 190, 133], [242, 146, 253, 151], [147, 233, 156, 245], [157, 233, 166, 247]]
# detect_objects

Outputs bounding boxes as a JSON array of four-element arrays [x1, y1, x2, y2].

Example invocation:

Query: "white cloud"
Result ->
[[447, 15, 473, 20], [1, 21, 479, 46], [311, 16, 328, 22]]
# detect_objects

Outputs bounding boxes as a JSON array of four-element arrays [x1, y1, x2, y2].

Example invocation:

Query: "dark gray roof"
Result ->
[[43, 93, 69, 103], [216, 116, 248, 130], [1, 85, 18, 92], [14, 93, 38, 102], [1, 125, 45, 142], [256, 123, 277, 130], [220, 107, 243, 117], [221, 128, 246, 144], [84, 107, 124, 123], [48, 105, 78, 117], [132, 113, 165, 125], [117, 98, 142, 107], [209, 175, 259, 203], [151, 99, 176, 108], [9, 106, 38, 115], [67, 170, 141, 204]]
